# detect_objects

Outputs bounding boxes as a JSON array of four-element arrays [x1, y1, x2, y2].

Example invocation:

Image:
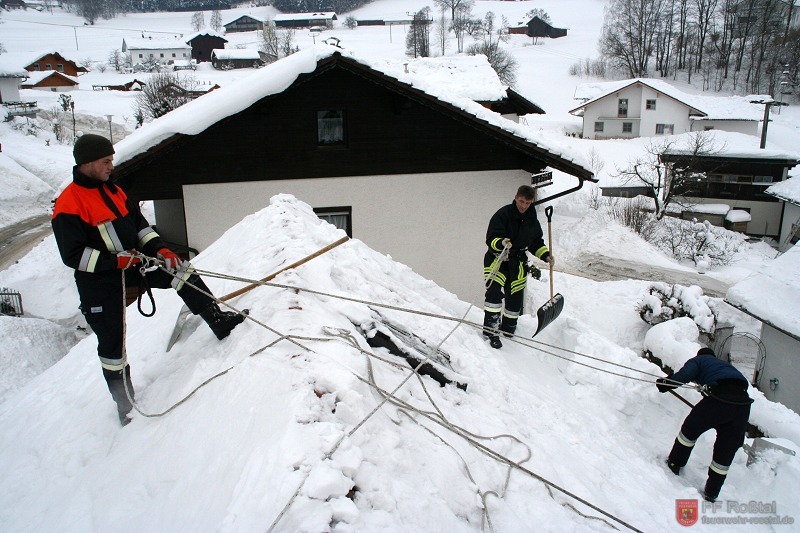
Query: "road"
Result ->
[[0, 214, 53, 271]]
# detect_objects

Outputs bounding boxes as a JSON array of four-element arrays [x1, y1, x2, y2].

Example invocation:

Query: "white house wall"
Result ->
[[778, 202, 800, 251], [182, 170, 533, 304], [686, 196, 782, 237], [755, 325, 800, 414], [128, 48, 191, 64], [0, 78, 22, 103], [690, 120, 759, 136], [581, 85, 693, 139]]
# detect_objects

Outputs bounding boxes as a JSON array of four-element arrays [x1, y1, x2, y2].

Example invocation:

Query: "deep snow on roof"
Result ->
[[767, 176, 800, 204], [113, 45, 587, 171], [211, 48, 262, 60], [123, 37, 192, 50], [21, 70, 78, 85], [726, 243, 800, 337]]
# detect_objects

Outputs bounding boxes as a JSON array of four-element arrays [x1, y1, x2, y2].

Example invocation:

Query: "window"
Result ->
[[594, 121, 604, 132], [622, 122, 632, 133], [655, 123, 674, 135], [159, 53, 164, 58], [172, 53, 176, 57], [45, 63, 52, 70], [646, 99, 657, 110], [753, 175, 773, 184], [314, 207, 352, 237], [317, 110, 345, 145], [618, 98, 628, 117], [33, 64, 40, 71], [138, 53, 143, 59], [57, 64, 64, 72]]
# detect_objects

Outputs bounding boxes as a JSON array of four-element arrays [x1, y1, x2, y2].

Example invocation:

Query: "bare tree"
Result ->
[[450, 3, 479, 53], [107, 49, 125, 72], [600, 0, 667, 77], [467, 11, 517, 85], [133, 71, 197, 121], [613, 132, 722, 219], [435, 5, 449, 56], [210, 11, 223, 32], [260, 22, 280, 59], [191, 11, 204, 32], [524, 8, 551, 24], [433, 0, 474, 21]]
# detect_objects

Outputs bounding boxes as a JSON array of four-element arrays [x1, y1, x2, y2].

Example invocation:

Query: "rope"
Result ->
[[116, 253, 650, 530]]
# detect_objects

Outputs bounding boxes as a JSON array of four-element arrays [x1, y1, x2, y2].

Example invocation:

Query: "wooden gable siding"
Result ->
[[189, 35, 227, 62], [26, 53, 86, 76], [118, 62, 550, 201]]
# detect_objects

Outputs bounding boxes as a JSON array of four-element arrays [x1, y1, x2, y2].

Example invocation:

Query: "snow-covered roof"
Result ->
[[123, 38, 192, 51], [185, 30, 227, 42], [767, 176, 800, 205], [726, 244, 800, 338], [224, 14, 267, 24], [571, 78, 764, 120], [211, 49, 262, 60], [684, 203, 730, 215], [274, 12, 336, 22], [113, 45, 590, 175], [20, 70, 78, 85], [365, 55, 508, 103], [0, 55, 28, 78], [725, 209, 751, 222]]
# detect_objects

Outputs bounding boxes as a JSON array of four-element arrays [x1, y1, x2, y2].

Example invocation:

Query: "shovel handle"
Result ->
[[544, 206, 554, 299], [221, 235, 349, 301]]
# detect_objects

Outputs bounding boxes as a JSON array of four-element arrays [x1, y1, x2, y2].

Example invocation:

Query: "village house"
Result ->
[[185, 30, 228, 63], [510, 16, 568, 39], [122, 37, 192, 69], [726, 243, 800, 414], [23, 51, 88, 77], [766, 175, 800, 251], [20, 70, 79, 92], [110, 47, 593, 303], [0, 56, 38, 120], [569, 79, 762, 140], [273, 12, 338, 29], [223, 14, 267, 33], [210, 49, 268, 70]]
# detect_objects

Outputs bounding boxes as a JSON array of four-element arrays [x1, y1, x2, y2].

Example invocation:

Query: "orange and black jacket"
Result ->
[[52, 167, 166, 290]]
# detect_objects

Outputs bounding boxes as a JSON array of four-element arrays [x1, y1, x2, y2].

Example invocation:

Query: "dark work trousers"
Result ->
[[79, 267, 214, 376], [668, 396, 751, 498], [484, 252, 527, 332]]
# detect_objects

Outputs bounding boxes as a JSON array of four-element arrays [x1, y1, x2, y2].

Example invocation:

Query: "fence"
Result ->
[[0, 289, 23, 316]]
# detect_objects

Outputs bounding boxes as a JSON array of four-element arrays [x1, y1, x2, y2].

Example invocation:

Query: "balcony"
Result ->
[[3, 101, 39, 120]]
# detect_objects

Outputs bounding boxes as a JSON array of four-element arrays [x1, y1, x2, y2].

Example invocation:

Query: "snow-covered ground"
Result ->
[[1, 1, 799, 531]]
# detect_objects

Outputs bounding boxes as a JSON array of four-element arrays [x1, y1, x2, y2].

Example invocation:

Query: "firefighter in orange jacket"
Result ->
[[52, 134, 245, 425]]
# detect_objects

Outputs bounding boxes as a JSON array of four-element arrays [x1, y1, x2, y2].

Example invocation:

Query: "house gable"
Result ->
[[114, 52, 592, 201], [25, 51, 87, 76]]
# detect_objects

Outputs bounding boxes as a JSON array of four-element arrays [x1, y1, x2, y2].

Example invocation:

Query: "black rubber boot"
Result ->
[[105, 367, 134, 426], [200, 302, 245, 340], [703, 468, 726, 502], [483, 311, 502, 349], [666, 459, 681, 475], [500, 316, 517, 338]]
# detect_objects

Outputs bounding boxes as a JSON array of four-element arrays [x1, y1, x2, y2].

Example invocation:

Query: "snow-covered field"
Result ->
[[1, 1, 799, 531]]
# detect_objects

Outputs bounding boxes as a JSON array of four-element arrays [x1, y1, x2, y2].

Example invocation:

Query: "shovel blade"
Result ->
[[166, 305, 191, 352], [533, 293, 564, 337]]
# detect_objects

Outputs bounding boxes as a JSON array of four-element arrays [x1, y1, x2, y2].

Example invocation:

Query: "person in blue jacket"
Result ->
[[656, 347, 753, 502]]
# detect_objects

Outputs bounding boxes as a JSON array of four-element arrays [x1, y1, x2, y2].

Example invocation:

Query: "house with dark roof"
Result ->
[[223, 15, 267, 33], [274, 12, 337, 28], [186, 31, 228, 63], [111, 47, 593, 302], [24, 51, 88, 77], [570, 79, 761, 140], [20, 70, 79, 91], [525, 16, 567, 39]]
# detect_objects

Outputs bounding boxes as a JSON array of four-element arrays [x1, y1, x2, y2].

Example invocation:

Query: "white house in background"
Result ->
[[726, 244, 800, 414], [0, 56, 38, 119], [122, 37, 192, 67], [569, 79, 762, 140], [766, 175, 800, 251]]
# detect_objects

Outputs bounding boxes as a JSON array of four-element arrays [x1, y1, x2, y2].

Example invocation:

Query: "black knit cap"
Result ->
[[73, 134, 115, 165], [697, 347, 716, 357]]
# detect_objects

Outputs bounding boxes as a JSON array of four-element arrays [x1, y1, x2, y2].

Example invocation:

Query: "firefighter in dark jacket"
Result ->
[[657, 347, 753, 502], [52, 134, 245, 425], [483, 185, 552, 349]]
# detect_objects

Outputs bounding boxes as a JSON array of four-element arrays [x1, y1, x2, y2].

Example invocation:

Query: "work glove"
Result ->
[[541, 251, 555, 268], [501, 238, 512, 249], [157, 247, 183, 270], [116, 250, 142, 270], [656, 378, 679, 393]]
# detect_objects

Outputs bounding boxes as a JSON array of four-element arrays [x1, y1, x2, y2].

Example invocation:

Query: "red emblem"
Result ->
[[676, 499, 699, 526]]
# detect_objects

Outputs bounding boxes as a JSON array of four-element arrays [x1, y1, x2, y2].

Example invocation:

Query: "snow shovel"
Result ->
[[532, 206, 564, 337], [166, 235, 350, 351]]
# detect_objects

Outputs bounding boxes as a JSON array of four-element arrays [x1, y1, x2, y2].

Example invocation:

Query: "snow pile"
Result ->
[[1, 195, 799, 531]]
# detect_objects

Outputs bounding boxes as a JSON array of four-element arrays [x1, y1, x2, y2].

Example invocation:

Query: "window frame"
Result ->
[[622, 122, 633, 133], [655, 123, 674, 135], [317, 109, 347, 147], [618, 98, 628, 117], [594, 121, 604, 132], [314, 206, 353, 237], [646, 99, 657, 110]]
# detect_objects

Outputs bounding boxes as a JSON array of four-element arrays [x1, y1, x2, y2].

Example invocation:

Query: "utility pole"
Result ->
[[749, 96, 788, 149]]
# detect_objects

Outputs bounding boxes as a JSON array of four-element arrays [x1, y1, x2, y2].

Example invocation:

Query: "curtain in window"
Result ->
[[318, 110, 344, 144]]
